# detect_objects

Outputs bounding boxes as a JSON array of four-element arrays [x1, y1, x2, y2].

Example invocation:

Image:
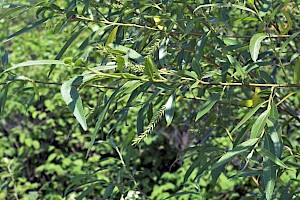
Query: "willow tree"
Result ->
[[1, 0, 300, 199]]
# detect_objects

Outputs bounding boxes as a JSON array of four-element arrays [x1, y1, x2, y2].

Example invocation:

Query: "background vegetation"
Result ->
[[1, 0, 300, 199]]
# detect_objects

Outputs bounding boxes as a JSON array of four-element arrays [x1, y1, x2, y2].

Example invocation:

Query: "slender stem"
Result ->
[[75, 15, 297, 39]]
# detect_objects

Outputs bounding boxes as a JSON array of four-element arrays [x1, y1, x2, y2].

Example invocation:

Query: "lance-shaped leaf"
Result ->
[[61, 76, 87, 131], [249, 33, 268, 62], [227, 55, 246, 79], [184, 153, 205, 182], [294, 58, 300, 84], [257, 148, 290, 169], [49, 27, 86, 77], [250, 108, 270, 138], [144, 56, 157, 80], [212, 138, 259, 170], [1, 60, 64, 75], [195, 92, 222, 122], [87, 89, 119, 156], [267, 118, 283, 159], [263, 133, 276, 200], [231, 102, 264, 134], [195, 31, 210, 61], [165, 94, 176, 126], [1, 17, 49, 44], [108, 44, 144, 63], [106, 26, 118, 46]]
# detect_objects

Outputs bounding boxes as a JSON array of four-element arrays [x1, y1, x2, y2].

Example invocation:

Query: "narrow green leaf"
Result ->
[[250, 108, 270, 138], [106, 26, 118, 46], [0, 6, 30, 19], [49, 27, 85, 76], [231, 102, 264, 134], [249, 33, 268, 62], [158, 38, 167, 66], [144, 56, 155, 79], [229, 169, 263, 178], [182, 18, 199, 38], [294, 58, 300, 84], [195, 31, 210, 61], [0, 84, 10, 114], [280, 31, 300, 52], [257, 148, 290, 169], [77, 185, 95, 200], [195, 92, 221, 122], [165, 94, 176, 126], [194, 3, 256, 14], [269, 100, 279, 119], [1, 18, 49, 44], [212, 138, 259, 170], [227, 55, 246, 79], [87, 89, 119, 156], [184, 154, 204, 182], [61, 76, 87, 131], [267, 118, 283, 158], [263, 134, 276, 200], [108, 44, 144, 63], [116, 56, 125, 73], [1, 60, 64, 75], [103, 184, 115, 199]]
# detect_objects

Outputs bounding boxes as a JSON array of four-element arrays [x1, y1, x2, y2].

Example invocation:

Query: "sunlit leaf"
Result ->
[[250, 108, 270, 138], [165, 94, 175, 126], [61, 76, 87, 131], [249, 33, 268, 62], [106, 26, 118, 46], [257, 148, 290, 169], [1, 60, 64, 75]]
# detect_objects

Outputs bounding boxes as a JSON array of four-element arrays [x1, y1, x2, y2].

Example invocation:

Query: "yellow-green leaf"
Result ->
[[294, 58, 300, 84], [106, 26, 118, 46]]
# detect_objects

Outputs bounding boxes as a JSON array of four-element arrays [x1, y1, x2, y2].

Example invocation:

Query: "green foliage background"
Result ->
[[1, 0, 300, 199]]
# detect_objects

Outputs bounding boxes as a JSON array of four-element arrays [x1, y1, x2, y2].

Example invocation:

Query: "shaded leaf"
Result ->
[[263, 133, 276, 200], [280, 31, 300, 52], [104, 184, 115, 199], [87, 89, 119, 156], [1, 18, 49, 43], [227, 55, 246, 79], [195, 92, 222, 122], [49, 27, 86, 76], [294, 58, 300, 84], [267, 118, 283, 158], [231, 102, 264, 134], [212, 138, 259, 170], [184, 154, 204, 182], [195, 31, 210, 61]]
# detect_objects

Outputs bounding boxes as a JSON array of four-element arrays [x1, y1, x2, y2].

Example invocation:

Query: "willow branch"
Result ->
[[75, 15, 298, 39]]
